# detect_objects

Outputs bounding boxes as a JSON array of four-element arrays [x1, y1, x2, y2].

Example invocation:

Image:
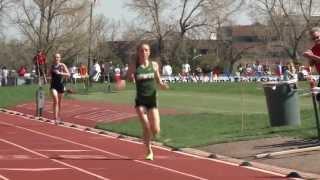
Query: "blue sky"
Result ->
[[95, 0, 136, 21]]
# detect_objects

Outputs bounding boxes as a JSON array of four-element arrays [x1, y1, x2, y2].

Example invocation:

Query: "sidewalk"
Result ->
[[198, 136, 320, 179]]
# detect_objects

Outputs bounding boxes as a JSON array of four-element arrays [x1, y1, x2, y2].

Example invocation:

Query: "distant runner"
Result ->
[[49, 53, 70, 125]]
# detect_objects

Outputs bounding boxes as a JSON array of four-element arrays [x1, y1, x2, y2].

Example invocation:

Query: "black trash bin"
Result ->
[[263, 81, 300, 126]]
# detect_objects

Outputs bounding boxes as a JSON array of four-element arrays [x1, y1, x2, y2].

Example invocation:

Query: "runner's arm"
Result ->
[[126, 63, 136, 83], [303, 50, 320, 62], [59, 63, 70, 77], [153, 61, 169, 90]]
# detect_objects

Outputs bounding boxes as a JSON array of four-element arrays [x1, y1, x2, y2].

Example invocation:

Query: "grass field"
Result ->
[[72, 81, 319, 148], [1, 81, 319, 149], [0, 85, 39, 107]]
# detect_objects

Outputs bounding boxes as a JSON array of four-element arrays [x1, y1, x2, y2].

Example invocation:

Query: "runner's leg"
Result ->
[[50, 89, 59, 121], [136, 106, 153, 159], [148, 108, 160, 137]]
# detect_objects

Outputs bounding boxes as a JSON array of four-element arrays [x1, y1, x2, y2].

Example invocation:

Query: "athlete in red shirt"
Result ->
[[304, 27, 320, 100], [303, 27, 320, 73], [33, 49, 47, 84]]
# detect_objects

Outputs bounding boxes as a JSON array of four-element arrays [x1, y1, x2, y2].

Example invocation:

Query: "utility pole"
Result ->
[[88, 0, 94, 80]]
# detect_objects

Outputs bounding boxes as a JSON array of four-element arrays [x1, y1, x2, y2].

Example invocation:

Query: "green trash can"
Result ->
[[263, 81, 300, 126]]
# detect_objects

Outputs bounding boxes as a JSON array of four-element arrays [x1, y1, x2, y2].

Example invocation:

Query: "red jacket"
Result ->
[[311, 44, 320, 74], [34, 53, 46, 65], [18, 67, 26, 77]]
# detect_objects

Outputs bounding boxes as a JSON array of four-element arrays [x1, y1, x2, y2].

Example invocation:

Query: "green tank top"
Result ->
[[135, 63, 156, 97]]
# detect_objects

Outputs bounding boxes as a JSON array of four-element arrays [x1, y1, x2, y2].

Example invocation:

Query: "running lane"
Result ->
[[0, 112, 288, 180]]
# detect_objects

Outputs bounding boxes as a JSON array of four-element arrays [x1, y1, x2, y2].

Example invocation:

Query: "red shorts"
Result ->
[[114, 74, 121, 82]]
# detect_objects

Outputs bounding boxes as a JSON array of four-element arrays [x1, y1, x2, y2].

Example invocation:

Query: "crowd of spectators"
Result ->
[[66, 60, 129, 85], [0, 57, 316, 87], [161, 61, 313, 83]]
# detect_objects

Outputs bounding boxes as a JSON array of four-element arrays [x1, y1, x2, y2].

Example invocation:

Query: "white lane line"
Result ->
[[175, 151, 286, 177], [16, 104, 28, 108], [0, 174, 9, 180], [0, 139, 109, 180], [36, 149, 91, 152], [57, 155, 108, 159], [119, 137, 286, 178], [0, 155, 33, 160], [0, 168, 69, 172], [1, 121, 208, 180], [114, 133, 287, 177]]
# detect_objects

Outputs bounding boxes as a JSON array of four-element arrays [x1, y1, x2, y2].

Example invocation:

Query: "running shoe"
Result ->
[[145, 152, 154, 161]]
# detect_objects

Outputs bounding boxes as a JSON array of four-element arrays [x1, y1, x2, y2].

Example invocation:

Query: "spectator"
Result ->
[[18, 66, 27, 77], [162, 61, 172, 76], [114, 65, 121, 82], [0, 66, 2, 86], [245, 64, 253, 76], [89, 59, 101, 82], [33, 49, 47, 84], [79, 63, 88, 88], [121, 64, 129, 79], [202, 64, 212, 82], [69, 64, 77, 84], [255, 61, 263, 77], [182, 62, 191, 76], [162, 61, 173, 82], [100, 61, 105, 82], [263, 64, 271, 76], [105, 61, 114, 82], [79, 63, 88, 77], [237, 63, 244, 76], [304, 27, 320, 87], [1, 66, 8, 86], [212, 66, 221, 81], [287, 62, 297, 80], [195, 66, 202, 82], [275, 61, 282, 79]]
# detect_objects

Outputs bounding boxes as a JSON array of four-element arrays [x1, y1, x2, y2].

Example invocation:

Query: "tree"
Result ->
[[171, 0, 245, 66], [0, 0, 15, 16], [12, 0, 90, 63], [0, 0, 16, 36], [126, 0, 173, 63], [0, 38, 34, 70], [125, 0, 245, 68], [94, 16, 123, 64], [249, 0, 320, 63]]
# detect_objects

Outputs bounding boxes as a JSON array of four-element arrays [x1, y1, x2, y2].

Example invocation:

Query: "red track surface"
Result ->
[[0, 111, 288, 180], [10, 100, 177, 127]]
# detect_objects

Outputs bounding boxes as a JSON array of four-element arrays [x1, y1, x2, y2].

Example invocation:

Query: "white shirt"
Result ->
[[90, 63, 101, 75], [114, 67, 121, 76], [69, 66, 77, 74], [162, 65, 172, 76], [257, 64, 263, 72], [2, 69, 8, 77], [182, 63, 190, 74]]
